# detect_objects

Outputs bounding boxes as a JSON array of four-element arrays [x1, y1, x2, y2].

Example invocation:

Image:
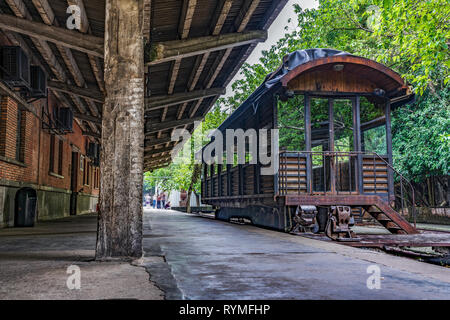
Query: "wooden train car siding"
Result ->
[[202, 49, 417, 236]]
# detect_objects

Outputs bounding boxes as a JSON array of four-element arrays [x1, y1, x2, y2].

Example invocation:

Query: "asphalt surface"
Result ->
[[143, 209, 450, 300], [0, 214, 163, 300], [0, 210, 448, 300]]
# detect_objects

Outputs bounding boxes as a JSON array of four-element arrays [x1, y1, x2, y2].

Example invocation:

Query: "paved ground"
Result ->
[[144, 209, 450, 300], [0, 210, 449, 300], [0, 214, 163, 300]]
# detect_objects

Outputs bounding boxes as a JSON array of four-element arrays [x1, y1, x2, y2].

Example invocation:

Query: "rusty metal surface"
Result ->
[[300, 232, 450, 248], [325, 206, 360, 241]]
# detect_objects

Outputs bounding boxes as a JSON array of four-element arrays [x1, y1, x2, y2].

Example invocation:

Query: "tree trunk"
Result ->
[[96, 0, 144, 259], [186, 163, 201, 213]]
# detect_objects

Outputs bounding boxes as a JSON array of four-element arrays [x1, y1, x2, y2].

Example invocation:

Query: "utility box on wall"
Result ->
[[30, 66, 47, 98], [1, 46, 30, 89]]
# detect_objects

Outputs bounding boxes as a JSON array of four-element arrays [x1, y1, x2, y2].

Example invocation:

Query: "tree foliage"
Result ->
[[216, 0, 449, 181], [144, 104, 229, 199]]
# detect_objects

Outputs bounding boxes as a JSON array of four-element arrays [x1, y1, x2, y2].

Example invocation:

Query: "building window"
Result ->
[[49, 134, 55, 172], [82, 156, 86, 185], [86, 162, 90, 186], [94, 168, 99, 189], [80, 155, 84, 171], [58, 139, 63, 175]]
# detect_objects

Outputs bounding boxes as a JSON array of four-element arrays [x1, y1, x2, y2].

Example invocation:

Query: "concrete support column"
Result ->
[[96, 0, 145, 259]]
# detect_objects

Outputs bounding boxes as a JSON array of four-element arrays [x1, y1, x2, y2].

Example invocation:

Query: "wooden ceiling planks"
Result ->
[[0, 0, 288, 170]]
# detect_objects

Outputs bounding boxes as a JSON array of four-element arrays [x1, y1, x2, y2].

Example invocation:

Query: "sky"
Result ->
[[225, 0, 319, 96]]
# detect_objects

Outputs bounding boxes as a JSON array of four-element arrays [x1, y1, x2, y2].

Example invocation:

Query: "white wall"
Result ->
[[168, 190, 199, 207], [153, 186, 200, 207]]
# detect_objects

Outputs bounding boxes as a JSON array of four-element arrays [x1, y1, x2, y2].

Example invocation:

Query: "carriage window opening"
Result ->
[[222, 153, 227, 167], [333, 99, 356, 192], [363, 126, 387, 155], [201, 164, 206, 180], [310, 98, 330, 192], [278, 95, 305, 151], [333, 99, 354, 153], [232, 152, 238, 167], [245, 151, 253, 164], [360, 97, 387, 155]]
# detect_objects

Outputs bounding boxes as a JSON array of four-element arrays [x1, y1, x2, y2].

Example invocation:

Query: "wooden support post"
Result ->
[[353, 96, 363, 194], [218, 164, 223, 197], [304, 94, 312, 194], [227, 164, 232, 196], [385, 99, 394, 199], [238, 164, 244, 195], [328, 98, 336, 194], [273, 95, 279, 194], [210, 165, 214, 198], [255, 110, 261, 194], [96, 0, 144, 259]]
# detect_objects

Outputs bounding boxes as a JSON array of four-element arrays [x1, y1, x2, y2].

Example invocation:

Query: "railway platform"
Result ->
[[144, 209, 450, 299], [1, 210, 449, 299]]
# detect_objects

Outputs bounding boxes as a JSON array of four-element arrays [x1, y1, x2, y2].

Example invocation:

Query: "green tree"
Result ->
[[144, 104, 229, 210], [217, 0, 449, 181]]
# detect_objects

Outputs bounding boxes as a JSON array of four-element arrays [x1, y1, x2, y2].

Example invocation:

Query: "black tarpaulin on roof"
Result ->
[[265, 48, 350, 88], [216, 49, 349, 133]]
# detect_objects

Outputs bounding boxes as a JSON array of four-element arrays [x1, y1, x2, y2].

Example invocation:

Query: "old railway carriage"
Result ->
[[201, 49, 418, 240]]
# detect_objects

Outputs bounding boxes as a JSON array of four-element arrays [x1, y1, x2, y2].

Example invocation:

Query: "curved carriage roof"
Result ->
[[216, 48, 414, 133]]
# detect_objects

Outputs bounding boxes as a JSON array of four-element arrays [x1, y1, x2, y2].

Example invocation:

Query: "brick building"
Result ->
[[0, 42, 99, 228]]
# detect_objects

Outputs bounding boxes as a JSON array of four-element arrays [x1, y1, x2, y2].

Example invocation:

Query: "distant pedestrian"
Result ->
[[157, 194, 161, 209], [161, 192, 166, 209]]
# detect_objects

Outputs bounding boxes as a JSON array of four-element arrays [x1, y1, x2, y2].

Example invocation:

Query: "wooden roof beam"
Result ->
[[156, 0, 197, 140], [67, 0, 89, 33], [48, 80, 104, 103], [31, 0, 99, 133], [0, 13, 104, 57], [145, 117, 202, 135], [145, 154, 172, 164], [188, 0, 261, 119], [145, 160, 172, 169], [147, 30, 267, 66], [67, 0, 105, 98], [82, 130, 101, 139], [147, 163, 170, 171], [179, 0, 197, 39], [145, 135, 177, 147], [146, 161, 171, 168], [143, 0, 151, 41], [3, 0, 88, 132], [146, 87, 225, 111], [144, 145, 175, 158], [235, 0, 262, 32], [74, 113, 102, 124], [175, 0, 232, 122]]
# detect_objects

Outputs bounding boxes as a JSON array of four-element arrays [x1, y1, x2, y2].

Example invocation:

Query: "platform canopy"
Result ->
[[0, 0, 288, 171]]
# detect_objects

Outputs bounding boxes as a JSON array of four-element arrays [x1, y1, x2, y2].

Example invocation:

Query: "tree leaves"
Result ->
[[216, 0, 449, 182]]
